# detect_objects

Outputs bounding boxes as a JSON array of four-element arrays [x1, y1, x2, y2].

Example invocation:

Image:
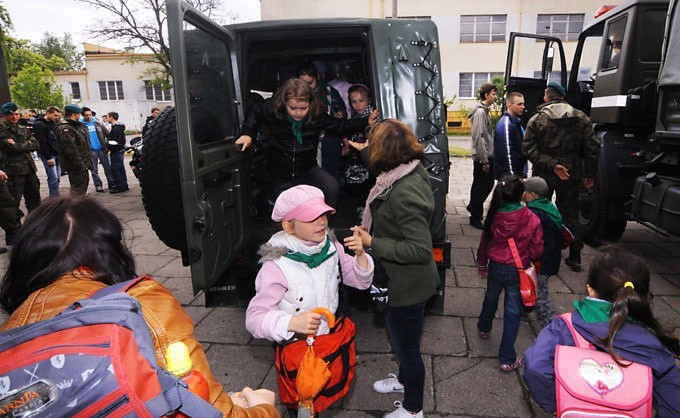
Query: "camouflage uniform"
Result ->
[[56, 118, 92, 196], [523, 99, 601, 253], [0, 119, 41, 216]]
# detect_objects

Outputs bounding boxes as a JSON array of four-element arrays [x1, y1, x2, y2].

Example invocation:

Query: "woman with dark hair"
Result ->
[[235, 78, 378, 208], [523, 245, 680, 417], [352, 119, 439, 418], [0, 196, 279, 418]]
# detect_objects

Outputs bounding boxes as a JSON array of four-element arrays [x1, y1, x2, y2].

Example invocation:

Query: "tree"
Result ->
[[75, 0, 238, 81], [35, 32, 83, 70], [0, 2, 12, 102], [7, 37, 69, 74], [10, 64, 64, 110]]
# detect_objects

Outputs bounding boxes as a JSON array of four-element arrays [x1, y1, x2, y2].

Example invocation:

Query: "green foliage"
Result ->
[[35, 32, 83, 70], [490, 75, 506, 126], [0, 2, 12, 65], [10, 64, 64, 110], [7, 37, 68, 73]]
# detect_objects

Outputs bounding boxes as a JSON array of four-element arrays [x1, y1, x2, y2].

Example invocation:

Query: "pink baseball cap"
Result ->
[[272, 185, 336, 222]]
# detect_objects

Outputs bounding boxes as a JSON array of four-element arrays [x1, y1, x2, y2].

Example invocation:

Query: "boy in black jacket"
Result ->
[[523, 177, 561, 328], [107, 112, 128, 194]]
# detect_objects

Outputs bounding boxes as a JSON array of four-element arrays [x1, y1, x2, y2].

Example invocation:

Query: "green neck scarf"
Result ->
[[527, 197, 563, 228], [283, 238, 335, 268], [574, 297, 636, 323], [499, 202, 523, 212], [285, 115, 304, 144]]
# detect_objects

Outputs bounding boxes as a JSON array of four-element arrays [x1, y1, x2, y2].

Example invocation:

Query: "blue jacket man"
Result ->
[[493, 92, 526, 180]]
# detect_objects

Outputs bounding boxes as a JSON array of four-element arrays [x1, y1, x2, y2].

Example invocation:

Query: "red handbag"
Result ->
[[274, 316, 356, 413], [507, 238, 538, 307]]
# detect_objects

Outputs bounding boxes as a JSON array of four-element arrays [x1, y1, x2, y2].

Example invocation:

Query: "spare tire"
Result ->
[[139, 107, 188, 252]]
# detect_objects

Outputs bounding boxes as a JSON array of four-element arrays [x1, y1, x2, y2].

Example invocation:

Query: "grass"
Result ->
[[450, 146, 471, 157]]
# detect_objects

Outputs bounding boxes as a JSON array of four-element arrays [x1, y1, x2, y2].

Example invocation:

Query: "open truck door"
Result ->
[[504, 32, 567, 125], [142, 0, 249, 295]]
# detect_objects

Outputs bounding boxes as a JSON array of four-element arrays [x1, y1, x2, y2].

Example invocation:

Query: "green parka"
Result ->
[[0, 120, 39, 174], [56, 119, 93, 173], [369, 163, 440, 307]]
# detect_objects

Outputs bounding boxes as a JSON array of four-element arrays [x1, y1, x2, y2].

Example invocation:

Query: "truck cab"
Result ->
[[505, 0, 680, 242], [140, 0, 450, 310]]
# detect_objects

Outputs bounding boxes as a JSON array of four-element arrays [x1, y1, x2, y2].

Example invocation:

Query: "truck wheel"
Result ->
[[578, 182, 627, 245], [139, 107, 188, 252]]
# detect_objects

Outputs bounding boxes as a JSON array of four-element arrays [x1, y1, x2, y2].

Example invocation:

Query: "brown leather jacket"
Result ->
[[0, 271, 278, 418]]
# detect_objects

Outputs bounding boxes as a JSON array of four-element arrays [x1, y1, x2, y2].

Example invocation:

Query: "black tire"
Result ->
[[579, 182, 627, 246], [139, 107, 188, 252]]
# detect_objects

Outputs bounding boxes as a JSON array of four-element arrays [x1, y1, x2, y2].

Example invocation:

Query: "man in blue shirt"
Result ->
[[82, 107, 113, 192], [493, 92, 527, 180]]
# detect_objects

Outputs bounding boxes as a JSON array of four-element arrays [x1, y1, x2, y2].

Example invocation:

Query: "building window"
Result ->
[[70, 82, 81, 100], [537, 14, 584, 41], [459, 72, 503, 98], [98, 81, 124, 100], [144, 81, 173, 101], [460, 15, 507, 43]]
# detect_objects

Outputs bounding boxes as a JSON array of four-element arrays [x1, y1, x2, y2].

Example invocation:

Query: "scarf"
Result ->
[[282, 234, 335, 268], [527, 197, 563, 228], [499, 202, 523, 212], [361, 159, 421, 231], [285, 115, 304, 144], [574, 297, 635, 323]]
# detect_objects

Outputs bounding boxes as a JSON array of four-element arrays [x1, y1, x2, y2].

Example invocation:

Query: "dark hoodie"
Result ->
[[523, 309, 680, 417]]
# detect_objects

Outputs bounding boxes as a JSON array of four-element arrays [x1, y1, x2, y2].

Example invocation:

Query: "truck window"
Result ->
[[184, 22, 237, 146], [601, 15, 627, 71]]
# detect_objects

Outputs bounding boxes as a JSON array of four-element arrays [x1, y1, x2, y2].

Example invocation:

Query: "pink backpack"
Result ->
[[554, 313, 653, 418]]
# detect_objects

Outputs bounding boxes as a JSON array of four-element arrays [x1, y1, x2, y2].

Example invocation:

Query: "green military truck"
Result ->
[[140, 0, 451, 310], [505, 0, 680, 243]]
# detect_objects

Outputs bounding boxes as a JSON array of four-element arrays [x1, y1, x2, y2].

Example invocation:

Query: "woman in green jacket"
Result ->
[[353, 119, 439, 418]]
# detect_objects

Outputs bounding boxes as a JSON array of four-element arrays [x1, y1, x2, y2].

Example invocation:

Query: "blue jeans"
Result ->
[[90, 149, 114, 189], [477, 261, 522, 365], [109, 150, 128, 190], [40, 154, 61, 196], [385, 302, 426, 413]]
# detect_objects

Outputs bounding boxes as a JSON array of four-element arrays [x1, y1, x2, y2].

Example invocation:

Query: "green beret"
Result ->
[[1, 102, 18, 115], [547, 82, 566, 98], [64, 104, 83, 114]]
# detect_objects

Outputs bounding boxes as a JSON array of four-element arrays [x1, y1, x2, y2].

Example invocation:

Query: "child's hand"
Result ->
[[230, 391, 249, 408], [368, 109, 380, 126], [289, 310, 323, 335], [348, 139, 369, 151], [352, 226, 372, 248], [240, 387, 276, 407], [235, 135, 252, 151], [343, 226, 365, 256]]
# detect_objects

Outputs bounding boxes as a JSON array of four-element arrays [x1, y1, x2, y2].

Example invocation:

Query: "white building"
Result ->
[[260, 0, 622, 108], [54, 44, 172, 132]]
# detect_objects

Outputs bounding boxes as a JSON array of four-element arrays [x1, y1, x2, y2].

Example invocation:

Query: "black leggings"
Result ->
[[273, 167, 339, 208]]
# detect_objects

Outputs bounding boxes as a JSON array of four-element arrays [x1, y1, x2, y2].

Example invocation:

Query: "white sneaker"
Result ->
[[373, 373, 405, 393], [384, 401, 424, 418]]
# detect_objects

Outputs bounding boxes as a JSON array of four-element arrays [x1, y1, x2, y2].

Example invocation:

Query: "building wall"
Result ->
[[260, 0, 621, 108], [54, 52, 172, 131]]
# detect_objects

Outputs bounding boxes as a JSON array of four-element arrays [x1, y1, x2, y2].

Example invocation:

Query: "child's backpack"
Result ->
[[554, 313, 653, 418], [0, 277, 221, 418]]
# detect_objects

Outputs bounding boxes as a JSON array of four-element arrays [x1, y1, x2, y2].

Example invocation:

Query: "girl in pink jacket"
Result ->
[[476, 175, 543, 371]]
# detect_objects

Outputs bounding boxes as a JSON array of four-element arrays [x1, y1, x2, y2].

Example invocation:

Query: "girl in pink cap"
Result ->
[[245, 184, 373, 416], [246, 184, 372, 339]]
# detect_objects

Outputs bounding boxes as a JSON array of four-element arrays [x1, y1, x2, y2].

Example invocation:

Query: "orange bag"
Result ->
[[275, 316, 356, 413]]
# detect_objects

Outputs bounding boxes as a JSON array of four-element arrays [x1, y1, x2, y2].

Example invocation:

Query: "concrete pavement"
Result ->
[[1, 152, 679, 418]]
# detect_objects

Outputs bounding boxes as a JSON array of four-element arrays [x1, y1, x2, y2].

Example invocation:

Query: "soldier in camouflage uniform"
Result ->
[[0, 103, 27, 247], [56, 105, 92, 196], [0, 102, 41, 218], [523, 82, 601, 271]]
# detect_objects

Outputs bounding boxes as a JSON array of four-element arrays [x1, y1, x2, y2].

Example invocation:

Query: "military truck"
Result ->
[[140, 0, 451, 310], [505, 0, 680, 243]]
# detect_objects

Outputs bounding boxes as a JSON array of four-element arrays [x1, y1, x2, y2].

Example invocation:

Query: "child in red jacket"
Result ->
[[476, 175, 543, 371]]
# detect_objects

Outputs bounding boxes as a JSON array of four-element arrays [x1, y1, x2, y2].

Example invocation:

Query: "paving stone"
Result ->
[[422, 316, 467, 356], [194, 306, 253, 344]]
